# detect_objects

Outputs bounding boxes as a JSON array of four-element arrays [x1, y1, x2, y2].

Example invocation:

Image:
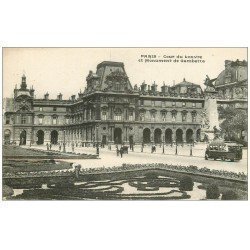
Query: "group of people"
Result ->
[[116, 145, 124, 158]]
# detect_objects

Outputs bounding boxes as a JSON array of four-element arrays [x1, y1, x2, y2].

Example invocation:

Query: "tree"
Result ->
[[218, 106, 247, 140]]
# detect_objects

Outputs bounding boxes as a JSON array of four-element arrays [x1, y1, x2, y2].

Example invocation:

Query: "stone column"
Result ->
[[172, 129, 176, 143], [151, 128, 154, 144], [183, 129, 186, 143]]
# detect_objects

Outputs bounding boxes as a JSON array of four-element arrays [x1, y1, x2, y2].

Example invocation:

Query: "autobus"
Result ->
[[205, 140, 243, 162]]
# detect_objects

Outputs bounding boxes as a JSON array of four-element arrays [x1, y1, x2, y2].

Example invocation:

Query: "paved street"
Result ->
[[23, 144, 248, 174]]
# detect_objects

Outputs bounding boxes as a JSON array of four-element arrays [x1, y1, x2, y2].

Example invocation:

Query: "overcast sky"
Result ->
[[3, 48, 247, 99]]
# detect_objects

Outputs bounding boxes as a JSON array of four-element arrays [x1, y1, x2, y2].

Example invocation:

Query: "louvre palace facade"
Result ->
[[3, 60, 248, 146]]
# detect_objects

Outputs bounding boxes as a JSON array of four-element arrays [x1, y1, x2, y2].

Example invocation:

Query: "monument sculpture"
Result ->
[[201, 75, 221, 141]]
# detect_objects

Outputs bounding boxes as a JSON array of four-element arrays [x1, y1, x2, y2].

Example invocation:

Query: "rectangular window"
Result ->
[[114, 114, 122, 121], [21, 115, 26, 124], [39, 107, 43, 111], [192, 103, 196, 108], [161, 101, 166, 107], [38, 117, 43, 124], [66, 118, 69, 124], [151, 100, 155, 106], [102, 111, 107, 121], [151, 113, 156, 122], [52, 117, 57, 125], [172, 113, 176, 122], [172, 101, 176, 107], [53, 107, 57, 111], [140, 100, 144, 106], [6, 116, 10, 124], [162, 113, 167, 121], [140, 113, 145, 121], [128, 111, 134, 121]]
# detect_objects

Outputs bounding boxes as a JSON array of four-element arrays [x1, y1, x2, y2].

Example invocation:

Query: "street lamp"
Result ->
[[162, 135, 165, 154], [96, 124, 99, 156], [190, 143, 193, 156]]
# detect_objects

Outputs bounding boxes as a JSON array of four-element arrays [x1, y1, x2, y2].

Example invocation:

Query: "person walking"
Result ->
[[116, 146, 120, 156], [72, 142, 75, 152], [46, 143, 49, 151], [120, 147, 123, 158], [49, 143, 52, 150]]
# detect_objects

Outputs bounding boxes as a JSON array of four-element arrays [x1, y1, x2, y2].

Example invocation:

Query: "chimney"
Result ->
[[71, 95, 76, 102], [30, 86, 35, 98], [44, 92, 49, 100], [140, 81, 146, 92], [57, 93, 62, 101]]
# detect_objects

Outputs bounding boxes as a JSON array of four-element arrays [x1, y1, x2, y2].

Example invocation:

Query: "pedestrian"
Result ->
[[72, 142, 74, 152], [120, 147, 123, 158], [59, 144, 62, 151], [116, 147, 120, 156], [46, 143, 49, 151], [49, 143, 52, 150]]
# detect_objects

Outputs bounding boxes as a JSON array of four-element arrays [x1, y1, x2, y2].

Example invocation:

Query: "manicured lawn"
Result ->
[[3, 159, 73, 173], [3, 145, 52, 157]]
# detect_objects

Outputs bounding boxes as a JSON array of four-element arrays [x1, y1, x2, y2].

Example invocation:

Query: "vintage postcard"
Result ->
[[2, 47, 248, 200]]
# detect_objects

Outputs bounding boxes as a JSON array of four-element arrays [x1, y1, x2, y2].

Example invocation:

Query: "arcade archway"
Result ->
[[165, 129, 172, 143], [154, 128, 162, 144], [37, 130, 44, 145], [51, 130, 58, 144], [20, 130, 27, 145], [176, 129, 183, 144], [186, 129, 194, 143], [114, 128, 122, 144], [143, 128, 151, 144]]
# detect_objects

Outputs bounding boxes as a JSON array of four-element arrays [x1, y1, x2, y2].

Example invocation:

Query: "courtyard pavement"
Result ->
[[22, 144, 248, 174]]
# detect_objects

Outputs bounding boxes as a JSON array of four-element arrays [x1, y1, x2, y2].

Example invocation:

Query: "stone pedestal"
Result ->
[[201, 89, 220, 142]]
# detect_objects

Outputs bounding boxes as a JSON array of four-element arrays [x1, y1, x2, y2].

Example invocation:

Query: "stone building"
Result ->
[[3, 60, 247, 146], [215, 59, 247, 110]]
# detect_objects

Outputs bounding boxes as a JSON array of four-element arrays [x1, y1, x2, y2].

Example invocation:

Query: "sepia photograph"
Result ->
[[2, 47, 248, 200]]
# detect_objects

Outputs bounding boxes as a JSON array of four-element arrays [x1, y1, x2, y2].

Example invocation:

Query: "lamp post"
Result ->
[[190, 143, 193, 156], [63, 129, 66, 153], [96, 124, 99, 156], [162, 135, 165, 154]]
